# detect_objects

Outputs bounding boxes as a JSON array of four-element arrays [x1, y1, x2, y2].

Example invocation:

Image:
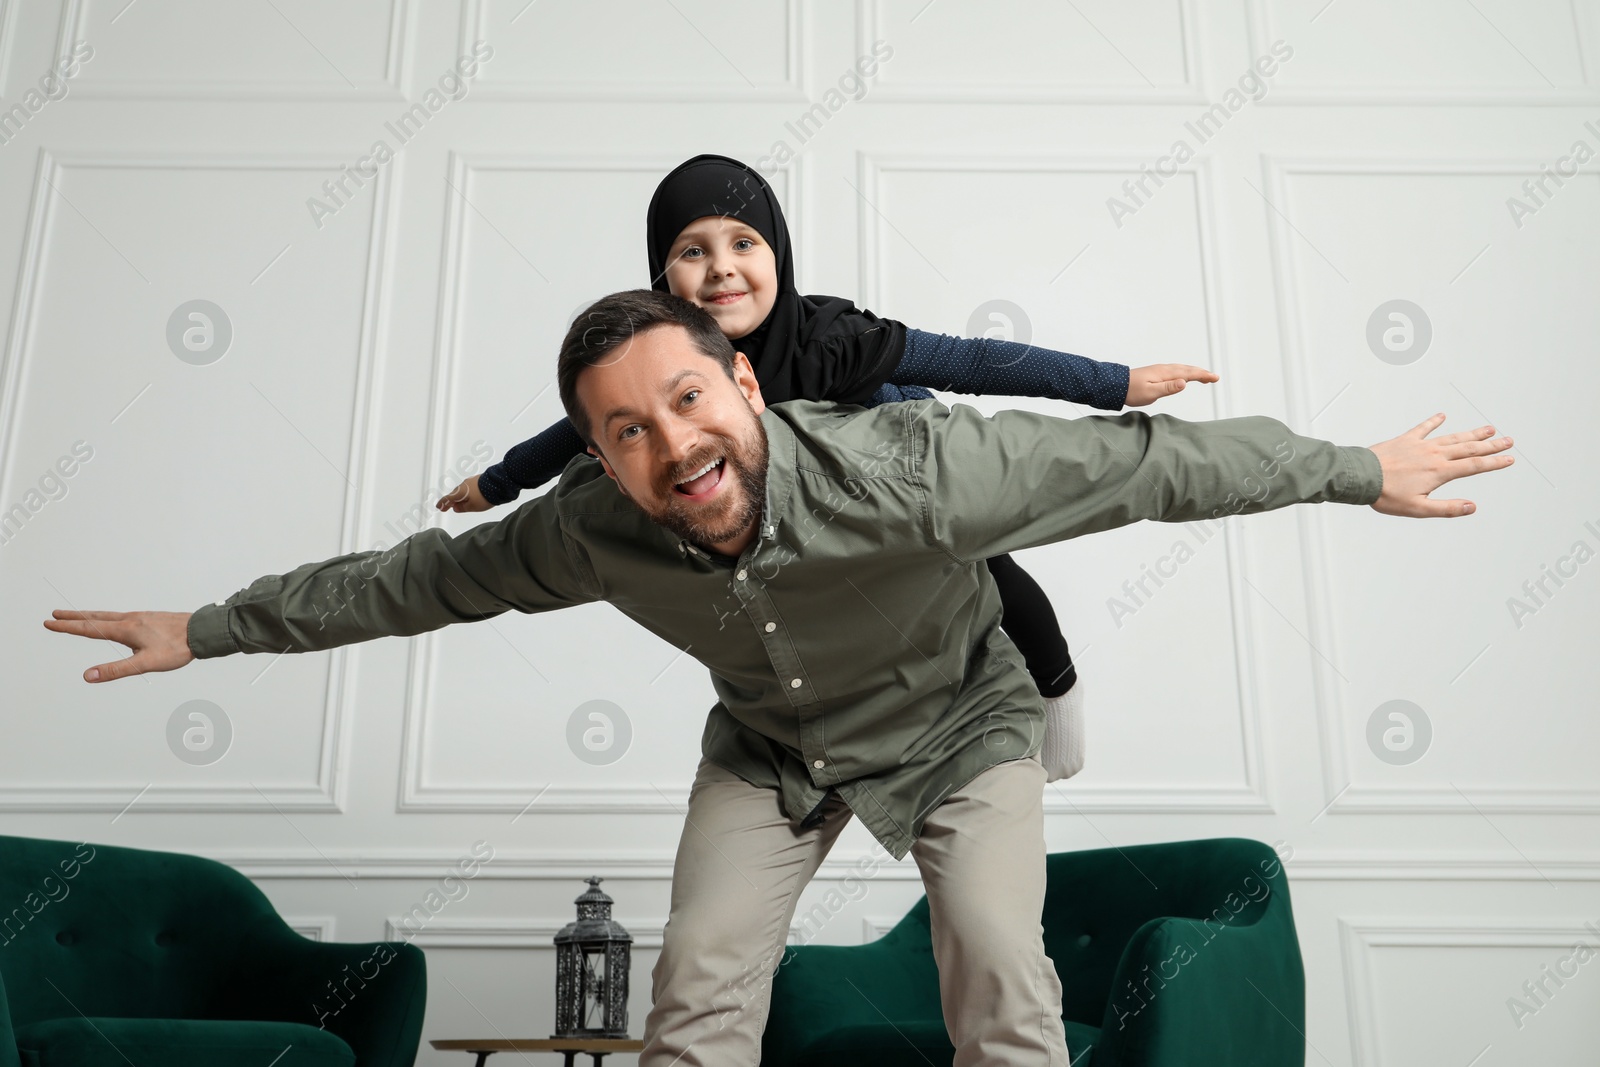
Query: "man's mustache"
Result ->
[[656, 440, 734, 495]]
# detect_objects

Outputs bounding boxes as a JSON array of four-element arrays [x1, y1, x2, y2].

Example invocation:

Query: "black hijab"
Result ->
[[646, 154, 906, 406]]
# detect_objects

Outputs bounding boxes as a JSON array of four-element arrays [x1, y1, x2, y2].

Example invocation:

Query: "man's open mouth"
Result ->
[[673, 456, 726, 499]]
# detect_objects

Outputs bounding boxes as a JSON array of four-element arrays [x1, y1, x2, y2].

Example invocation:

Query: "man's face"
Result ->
[[579, 324, 770, 555]]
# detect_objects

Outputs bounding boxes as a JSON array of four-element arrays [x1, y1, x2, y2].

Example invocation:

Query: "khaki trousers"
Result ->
[[640, 752, 1071, 1066]]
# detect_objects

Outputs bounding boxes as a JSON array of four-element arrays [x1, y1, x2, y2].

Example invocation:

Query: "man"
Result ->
[[46, 289, 1512, 1065]]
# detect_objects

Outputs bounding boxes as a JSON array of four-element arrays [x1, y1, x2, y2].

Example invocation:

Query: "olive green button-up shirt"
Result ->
[[188, 400, 1382, 859]]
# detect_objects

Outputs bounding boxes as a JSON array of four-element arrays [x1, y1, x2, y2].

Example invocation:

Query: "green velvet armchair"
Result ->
[[0, 834, 426, 1067], [762, 837, 1304, 1066]]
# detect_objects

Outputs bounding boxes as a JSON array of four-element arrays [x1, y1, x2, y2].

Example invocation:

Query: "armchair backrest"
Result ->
[[0, 835, 283, 1027]]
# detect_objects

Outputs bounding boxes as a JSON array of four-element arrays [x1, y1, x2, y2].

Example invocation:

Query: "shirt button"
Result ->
[[764, 622, 776, 633], [736, 568, 748, 581], [812, 759, 825, 769], [790, 678, 802, 689]]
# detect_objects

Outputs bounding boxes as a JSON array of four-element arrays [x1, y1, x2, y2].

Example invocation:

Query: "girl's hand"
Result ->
[[436, 475, 492, 513], [1125, 364, 1220, 407]]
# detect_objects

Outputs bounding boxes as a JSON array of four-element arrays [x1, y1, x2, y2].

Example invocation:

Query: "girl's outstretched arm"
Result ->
[[890, 328, 1216, 410], [443, 418, 588, 510]]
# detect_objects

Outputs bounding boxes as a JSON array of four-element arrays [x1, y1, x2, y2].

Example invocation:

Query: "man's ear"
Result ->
[[731, 351, 765, 415], [587, 444, 620, 485]]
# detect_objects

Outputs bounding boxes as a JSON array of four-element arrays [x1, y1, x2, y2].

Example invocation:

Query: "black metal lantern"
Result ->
[[552, 876, 633, 1039]]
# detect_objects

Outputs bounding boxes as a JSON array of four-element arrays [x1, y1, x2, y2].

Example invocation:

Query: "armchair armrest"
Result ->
[[220, 916, 426, 1067], [1091, 908, 1304, 1067]]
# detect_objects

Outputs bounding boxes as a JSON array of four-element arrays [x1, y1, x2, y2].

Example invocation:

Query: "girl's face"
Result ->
[[663, 216, 778, 340]]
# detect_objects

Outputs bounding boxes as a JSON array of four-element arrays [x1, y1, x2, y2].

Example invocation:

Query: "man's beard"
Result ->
[[628, 413, 769, 549]]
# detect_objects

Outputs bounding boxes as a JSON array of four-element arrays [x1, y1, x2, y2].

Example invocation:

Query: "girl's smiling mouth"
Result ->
[[707, 291, 746, 306]]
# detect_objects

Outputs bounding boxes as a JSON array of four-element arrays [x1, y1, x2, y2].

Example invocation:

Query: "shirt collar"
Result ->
[[756, 404, 797, 542]]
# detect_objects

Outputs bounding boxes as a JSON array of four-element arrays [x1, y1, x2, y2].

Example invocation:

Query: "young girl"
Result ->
[[437, 153, 1217, 782]]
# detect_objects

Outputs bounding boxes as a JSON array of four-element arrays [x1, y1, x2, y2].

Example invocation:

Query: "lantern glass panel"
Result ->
[[584, 947, 607, 1030]]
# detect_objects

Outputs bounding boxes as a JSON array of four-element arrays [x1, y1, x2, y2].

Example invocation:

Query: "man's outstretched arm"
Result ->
[[918, 406, 1513, 560], [44, 494, 600, 683]]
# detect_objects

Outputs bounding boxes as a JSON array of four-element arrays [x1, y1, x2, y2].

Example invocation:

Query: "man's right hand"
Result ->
[[436, 475, 492, 513], [1368, 413, 1514, 518], [43, 610, 194, 683]]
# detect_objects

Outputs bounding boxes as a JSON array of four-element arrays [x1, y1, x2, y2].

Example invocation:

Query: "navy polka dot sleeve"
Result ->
[[865, 382, 936, 406], [889, 328, 1130, 411], [475, 417, 588, 506], [475, 330, 1129, 503]]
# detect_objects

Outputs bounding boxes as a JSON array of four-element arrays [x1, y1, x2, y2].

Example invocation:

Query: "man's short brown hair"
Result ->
[[557, 289, 738, 447]]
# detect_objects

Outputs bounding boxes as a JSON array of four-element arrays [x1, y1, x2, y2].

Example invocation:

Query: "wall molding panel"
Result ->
[[1261, 155, 1600, 818], [54, 0, 416, 101], [0, 149, 399, 812]]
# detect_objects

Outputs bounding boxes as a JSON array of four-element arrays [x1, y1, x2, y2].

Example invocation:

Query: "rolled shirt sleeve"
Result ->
[[187, 495, 600, 659], [918, 404, 1384, 562]]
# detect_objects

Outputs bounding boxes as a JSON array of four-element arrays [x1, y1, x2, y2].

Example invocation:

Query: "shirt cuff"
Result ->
[[1098, 362, 1131, 410], [1334, 445, 1384, 505], [188, 602, 239, 659]]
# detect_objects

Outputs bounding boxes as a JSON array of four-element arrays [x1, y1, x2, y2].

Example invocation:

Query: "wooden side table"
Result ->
[[431, 1037, 644, 1066]]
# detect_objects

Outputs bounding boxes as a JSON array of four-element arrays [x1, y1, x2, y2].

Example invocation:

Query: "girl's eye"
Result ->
[[733, 238, 754, 251], [680, 246, 704, 259]]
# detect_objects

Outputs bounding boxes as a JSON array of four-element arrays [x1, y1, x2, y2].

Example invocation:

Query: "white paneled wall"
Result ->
[[0, 2, 1595, 1064]]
